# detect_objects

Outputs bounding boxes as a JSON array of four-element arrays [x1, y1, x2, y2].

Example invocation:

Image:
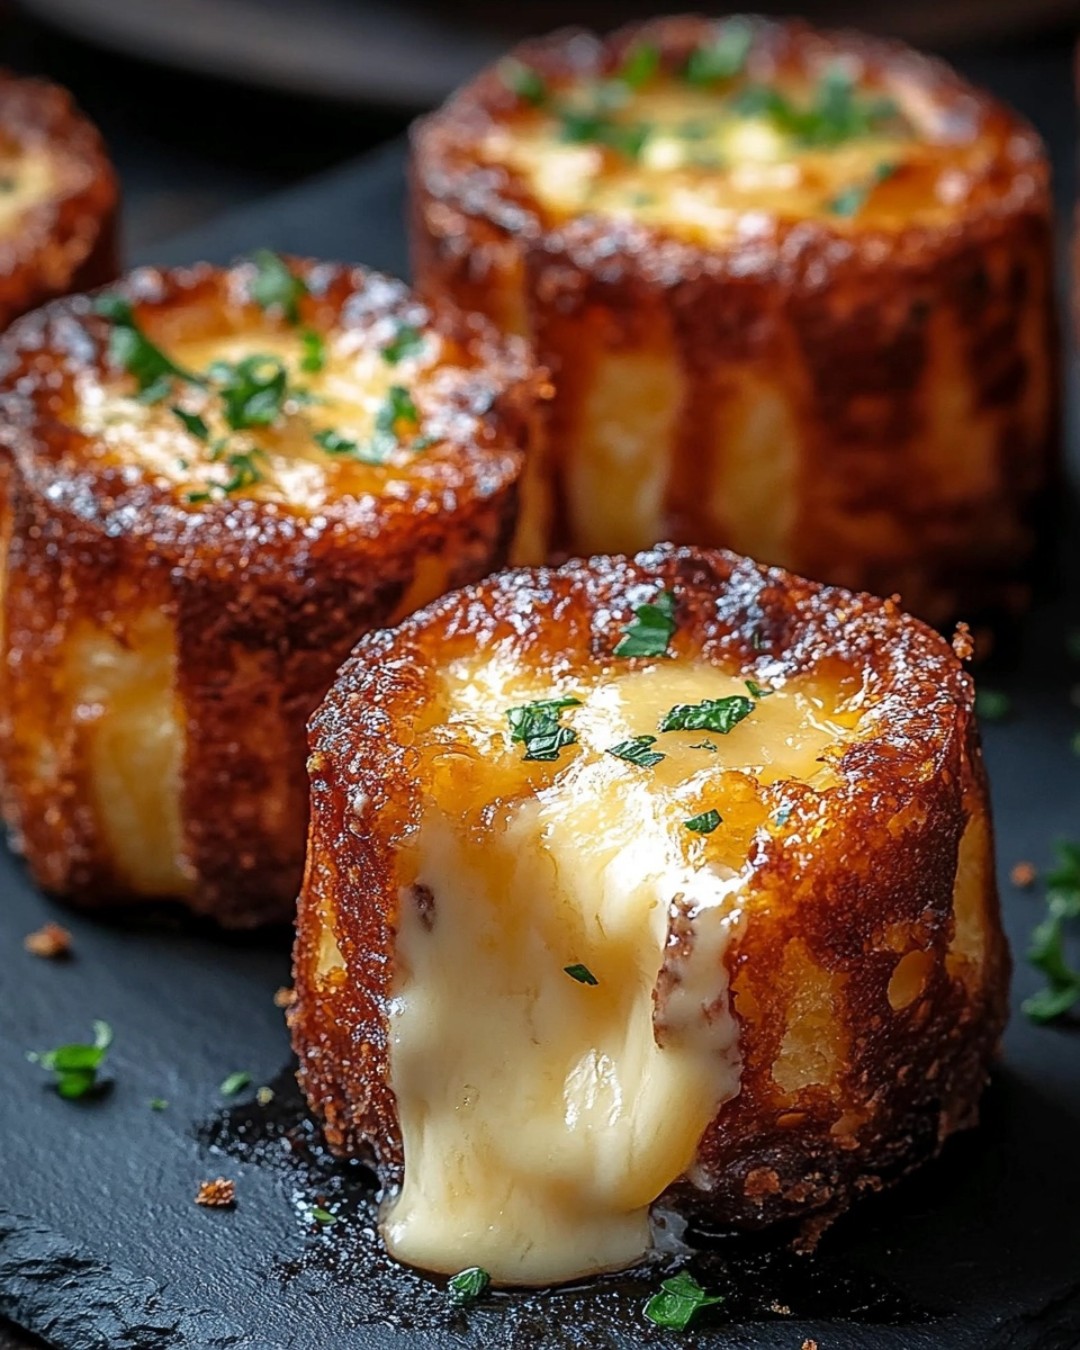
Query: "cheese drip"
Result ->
[[382, 658, 858, 1284]]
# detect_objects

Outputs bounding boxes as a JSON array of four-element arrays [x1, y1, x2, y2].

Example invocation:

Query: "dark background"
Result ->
[[0, 3, 1078, 1347]]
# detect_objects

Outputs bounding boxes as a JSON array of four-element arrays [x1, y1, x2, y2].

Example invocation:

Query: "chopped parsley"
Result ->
[[689, 740, 719, 752], [250, 249, 307, 325], [299, 328, 326, 374], [617, 42, 660, 91], [606, 735, 665, 768], [659, 695, 755, 734], [684, 809, 722, 835], [448, 1266, 491, 1304], [975, 688, 1011, 723], [827, 161, 897, 216], [381, 323, 426, 366], [644, 1270, 724, 1331], [564, 963, 599, 986], [219, 1070, 252, 1097], [96, 294, 204, 402], [744, 679, 773, 699], [29, 1020, 112, 1100], [209, 354, 290, 431], [506, 697, 581, 762], [614, 590, 677, 658], [1023, 842, 1080, 1024], [500, 60, 547, 106], [149, 1097, 169, 1111], [684, 19, 753, 86], [732, 69, 901, 148], [172, 406, 210, 441], [558, 107, 652, 160], [311, 1206, 337, 1225]]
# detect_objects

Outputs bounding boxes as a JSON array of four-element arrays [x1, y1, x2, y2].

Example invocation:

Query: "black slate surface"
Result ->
[[3, 39, 1080, 1350]]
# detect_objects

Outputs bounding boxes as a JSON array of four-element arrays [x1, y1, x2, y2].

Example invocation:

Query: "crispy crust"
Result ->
[[292, 543, 1008, 1236], [410, 14, 1058, 626], [0, 72, 118, 328], [0, 259, 543, 926]]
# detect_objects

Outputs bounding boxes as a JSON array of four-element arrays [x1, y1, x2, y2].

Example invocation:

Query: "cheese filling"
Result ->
[[0, 152, 57, 232], [73, 323, 442, 511], [484, 54, 988, 240], [382, 656, 859, 1284]]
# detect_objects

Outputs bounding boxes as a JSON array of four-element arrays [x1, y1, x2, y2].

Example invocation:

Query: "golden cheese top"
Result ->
[[480, 21, 1008, 243], [72, 317, 445, 512]]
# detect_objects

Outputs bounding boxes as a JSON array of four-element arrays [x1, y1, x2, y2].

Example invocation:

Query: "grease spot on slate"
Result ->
[[196, 1067, 936, 1343]]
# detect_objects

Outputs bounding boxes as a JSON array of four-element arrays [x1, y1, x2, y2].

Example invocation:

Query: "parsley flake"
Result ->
[[606, 735, 665, 768], [311, 1206, 337, 1225], [827, 161, 897, 217], [381, 323, 425, 365], [564, 963, 599, 986], [299, 328, 326, 373], [220, 1070, 252, 1097], [690, 740, 719, 752], [744, 679, 773, 699], [29, 1020, 112, 1100], [149, 1097, 169, 1111], [250, 249, 307, 325], [660, 695, 754, 734], [209, 354, 290, 431], [1023, 842, 1080, 1024], [506, 697, 581, 762], [614, 590, 677, 658], [96, 294, 204, 402], [732, 69, 902, 149], [172, 406, 209, 441], [684, 809, 722, 834], [500, 60, 547, 106], [448, 1266, 491, 1304], [684, 19, 753, 85], [618, 43, 660, 91], [644, 1270, 724, 1331]]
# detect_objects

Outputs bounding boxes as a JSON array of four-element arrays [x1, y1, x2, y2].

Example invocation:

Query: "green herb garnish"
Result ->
[[618, 43, 660, 91], [614, 590, 677, 658], [209, 354, 289, 431], [558, 108, 652, 160], [660, 695, 754, 734], [606, 735, 665, 768], [827, 161, 897, 217], [311, 1206, 337, 1225], [500, 60, 547, 106], [732, 69, 901, 148], [975, 688, 1011, 723], [172, 406, 210, 441], [690, 740, 718, 752], [1023, 842, 1080, 1024], [506, 697, 581, 762], [684, 19, 753, 86], [299, 328, 326, 373], [744, 679, 773, 699], [644, 1270, 724, 1331], [149, 1097, 169, 1111], [29, 1020, 112, 1100], [250, 249, 307, 325], [448, 1266, 491, 1304], [564, 963, 599, 986], [684, 810, 722, 834], [382, 323, 425, 366], [219, 1070, 252, 1097], [96, 294, 204, 402]]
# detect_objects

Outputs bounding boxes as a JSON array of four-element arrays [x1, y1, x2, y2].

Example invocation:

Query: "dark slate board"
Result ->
[[3, 41, 1080, 1350]]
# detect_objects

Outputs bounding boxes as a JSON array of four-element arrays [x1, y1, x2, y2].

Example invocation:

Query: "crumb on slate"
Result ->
[[951, 622, 974, 662], [273, 986, 296, 1009], [802, 1341, 819, 1350], [256, 1085, 274, 1106], [196, 1177, 236, 1208], [1010, 861, 1037, 889], [24, 922, 72, 958]]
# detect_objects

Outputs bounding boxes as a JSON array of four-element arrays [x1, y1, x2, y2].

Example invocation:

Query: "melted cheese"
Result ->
[[73, 324, 442, 512], [0, 152, 56, 233], [381, 656, 860, 1284], [485, 73, 986, 242]]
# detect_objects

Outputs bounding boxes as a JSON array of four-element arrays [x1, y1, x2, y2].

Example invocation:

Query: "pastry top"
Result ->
[[413, 14, 1047, 262], [0, 257, 538, 577], [0, 72, 116, 298], [312, 544, 976, 891]]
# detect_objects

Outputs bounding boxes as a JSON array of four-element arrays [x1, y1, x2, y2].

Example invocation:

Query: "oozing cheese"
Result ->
[[484, 69, 985, 243], [73, 323, 443, 511], [382, 656, 861, 1284]]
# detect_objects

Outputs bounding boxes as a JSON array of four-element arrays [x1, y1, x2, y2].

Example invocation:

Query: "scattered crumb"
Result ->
[[24, 922, 72, 959], [768, 1301, 791, 1314], [256, 1085, 274, 1106], [1010, 861, 1037, 889], [802, 1340, 819, 1350], [273, 986, 296, 1009], [195, 1177, 236, 1208], [951, 622, 974, 661]]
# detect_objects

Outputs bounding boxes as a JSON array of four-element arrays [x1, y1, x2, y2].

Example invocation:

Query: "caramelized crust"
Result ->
[[0, 259, 542, 925], [292, 544, 1007, 1248], [0, 73, 117, 329], [410, 14, 1057, 626]]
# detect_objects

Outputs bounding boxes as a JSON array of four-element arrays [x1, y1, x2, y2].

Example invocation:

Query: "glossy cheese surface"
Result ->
[[381, 654, 862, 1283], [73, 324, 443, 512], [481, 50, 1000, 243]]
